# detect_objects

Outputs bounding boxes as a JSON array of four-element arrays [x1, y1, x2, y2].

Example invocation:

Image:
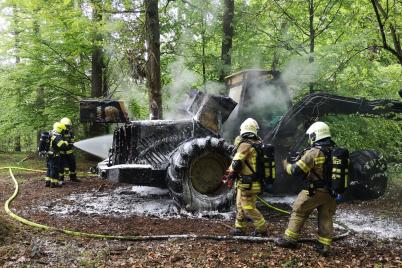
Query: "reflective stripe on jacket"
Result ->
[[286, 147, 326, 182]]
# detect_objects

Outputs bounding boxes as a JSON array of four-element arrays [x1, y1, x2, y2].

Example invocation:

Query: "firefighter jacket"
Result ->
[[49, 132, 69, 157], [62, 130, 75, 154], [230, 136, 262, 193], [285, 140, 334, 191]]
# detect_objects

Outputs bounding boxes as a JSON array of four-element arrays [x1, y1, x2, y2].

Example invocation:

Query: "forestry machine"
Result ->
[[80, 69, 402, 212]]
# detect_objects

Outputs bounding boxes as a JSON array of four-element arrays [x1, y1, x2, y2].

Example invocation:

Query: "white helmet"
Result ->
[[240, 118, 259, 135], [306, 121, 331, 144], [60, 117, 72, 126]]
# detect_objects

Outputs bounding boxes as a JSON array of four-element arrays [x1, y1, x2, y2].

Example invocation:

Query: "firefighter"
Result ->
[[277, 121, 337, 256], [59, 117, 79, 183], [45, 122, 69, 188], [225, 118, 267, 236]]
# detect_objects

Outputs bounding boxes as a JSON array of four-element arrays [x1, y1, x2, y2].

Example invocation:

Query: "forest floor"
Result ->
[[0, 153, 401, 267]]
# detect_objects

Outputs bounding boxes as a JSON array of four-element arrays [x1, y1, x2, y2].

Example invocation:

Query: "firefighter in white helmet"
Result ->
[[59, 117, 79, 183], [277, 121, 337, 256], [224, 118, 267, 236]]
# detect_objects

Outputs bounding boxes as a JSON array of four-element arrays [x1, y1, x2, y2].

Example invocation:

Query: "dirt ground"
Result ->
[[0, 155, 401, 267]]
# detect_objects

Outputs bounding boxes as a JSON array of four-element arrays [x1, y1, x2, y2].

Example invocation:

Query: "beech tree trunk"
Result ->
[[145, 0, 162, 120], [219, 0, 234, 84], [89, 0, 107, 137]]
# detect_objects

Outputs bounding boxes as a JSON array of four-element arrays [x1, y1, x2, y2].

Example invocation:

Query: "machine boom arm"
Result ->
[[265, 92, 402, 150]]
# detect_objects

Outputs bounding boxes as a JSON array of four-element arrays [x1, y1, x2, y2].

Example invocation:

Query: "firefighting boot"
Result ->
[[230, 228, 246, 236], [69, 173, 80, 182], [45, 181, 51, 187], [276, 237, 298, 249], [59, 177, 65, 186], [250, 229, 267, 237], [315, 244, 330, 257], [50, 181, 61, 188]]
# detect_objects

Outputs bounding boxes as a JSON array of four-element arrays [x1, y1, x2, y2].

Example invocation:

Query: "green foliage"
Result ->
[[128, 99, 148, 120], [0, 0, 400, 159], [326, 115, 402, 161]]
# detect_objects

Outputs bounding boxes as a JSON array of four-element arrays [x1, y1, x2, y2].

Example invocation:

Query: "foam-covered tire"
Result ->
[[347, 150, 387, 200], [166, 137, 235, 212]]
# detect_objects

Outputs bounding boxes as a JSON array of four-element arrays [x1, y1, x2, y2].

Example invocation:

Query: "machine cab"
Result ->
[[223, 69, 291, 141]]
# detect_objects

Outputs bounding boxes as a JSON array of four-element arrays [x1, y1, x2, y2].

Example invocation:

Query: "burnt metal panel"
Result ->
[[105, 165, 166, 187], [80, 99, 129, 123], [111, 119, 214, 169]]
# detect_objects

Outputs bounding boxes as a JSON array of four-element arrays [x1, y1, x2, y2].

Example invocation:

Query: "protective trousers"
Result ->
[[234, 183, 266, 232], [45, 156, 61, 185], [60, 153, 77, 180], [284, 189, 336, 246]]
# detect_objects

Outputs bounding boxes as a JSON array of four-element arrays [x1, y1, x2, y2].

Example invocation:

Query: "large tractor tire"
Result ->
[[166, 137, 235, 212], [346, 150, 388, 200]]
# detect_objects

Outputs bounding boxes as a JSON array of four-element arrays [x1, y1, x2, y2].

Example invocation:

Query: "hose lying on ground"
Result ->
[[2, 166, 351, 243]]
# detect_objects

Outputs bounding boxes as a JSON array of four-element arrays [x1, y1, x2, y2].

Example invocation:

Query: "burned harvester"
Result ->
[[99, 93, 238, 211], [81, 69, 402, 212]]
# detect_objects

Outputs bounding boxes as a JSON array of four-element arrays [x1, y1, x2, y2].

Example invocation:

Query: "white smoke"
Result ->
[[163, 57, 199, 119], [281, 55, 319, 96]]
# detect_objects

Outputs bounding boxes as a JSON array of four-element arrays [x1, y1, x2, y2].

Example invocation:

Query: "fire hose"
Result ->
[[2, 166, 351, 243]]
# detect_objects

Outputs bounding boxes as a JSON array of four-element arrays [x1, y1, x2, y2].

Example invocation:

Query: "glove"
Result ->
[[38, 151, 47, 157], [335, 194, 343, 204], [222, 170, 237, 189], [287, 152, 300, 163]]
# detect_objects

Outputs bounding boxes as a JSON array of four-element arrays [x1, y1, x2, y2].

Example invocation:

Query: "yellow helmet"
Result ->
[[240, 118, 259, 135], [60, 117, 72, 126], [53, 122, 66, 134], [306, 121, 331, 144]]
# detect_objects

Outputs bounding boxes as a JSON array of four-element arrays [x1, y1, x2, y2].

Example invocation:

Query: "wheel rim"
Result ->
[[190, 153, 228, 196]]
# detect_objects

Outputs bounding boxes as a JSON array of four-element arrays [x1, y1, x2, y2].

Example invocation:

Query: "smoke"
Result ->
[[204, 81, 226, 94], [222, 55, 320, 141], [163, 57, 227, 120], [281, 55, 319, 96], [163, 57, 199, 119], [222, 76, 290, 141], [162, 0, 226, 119]]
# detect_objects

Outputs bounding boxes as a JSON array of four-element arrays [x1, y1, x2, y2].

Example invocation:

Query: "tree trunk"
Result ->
[[35, 86, 45, 148], [308, 0, 315, 92], [91, 0, 104, 98], [13, 4, 21, 152], [219, 0, 234, 84], [202, 18, 206, 91], [145, 0, 162, 120], [271, 21, 288, 71], [90, 0, 106, 137]]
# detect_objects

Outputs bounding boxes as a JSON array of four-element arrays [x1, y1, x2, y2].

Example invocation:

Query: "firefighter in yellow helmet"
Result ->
[[225, 118, 267, 236], [59, 117, 79, 183], [277, 121, 337, 256], [45, 122, 69, 188]]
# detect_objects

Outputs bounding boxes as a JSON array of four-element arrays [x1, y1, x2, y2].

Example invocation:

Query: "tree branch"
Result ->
[[315, 2, 342, 38], [256, 28, 304, 55], [45, 83, 85, 101], [40, 40, 92, 81], [272, 0, 309, 36], [370, 0, 402, 65]]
